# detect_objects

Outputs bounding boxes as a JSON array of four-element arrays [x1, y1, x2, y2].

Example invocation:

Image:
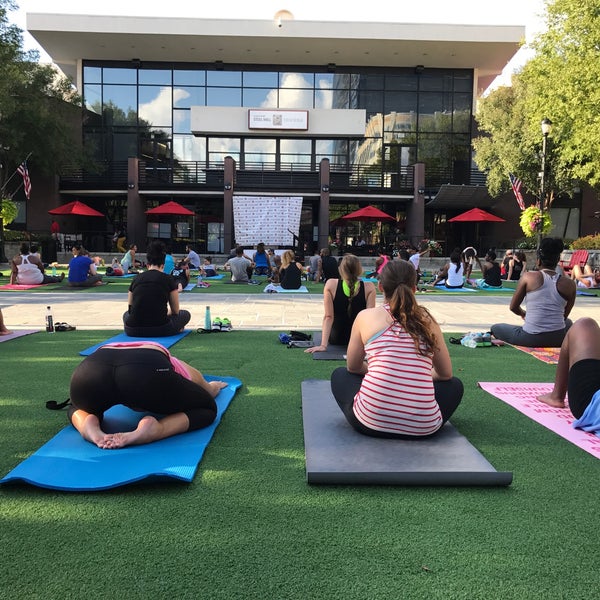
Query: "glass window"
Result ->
[[418, 93, 453, 132], [321, 89, 350, 109], [280, 139, 312, 166], [112, 131, 138, 161], [206, 71, 242, 86], [280, 72, 314, 88], [139, 69, 172, 85], [103, 85, 137, 125], [174, 86, 205, 108], [174, 70, 206, 86], [244, 138, 276, 165], [243, 88, 276, 108], [83, 66, 102, 83], [314, 73, 335, 89], [453, 72, 473, 92], [207, 87, 242, 106], [358, 90, 383, 114], [173, 109, 191, 134], [139, 86, 172, 127], [362, 74, 384, 91], [103, 67, 136, 84], [279, 88, 313, 108], [385, 74, 418, 91], [173, 134, 206, 162], [243, 71, 278, 87], [208, 138, 240, 163], [419, 73, 453, 92], [384, 92, 418, 119], [84, 84, 102, 114], [453, 93, 472, 133]]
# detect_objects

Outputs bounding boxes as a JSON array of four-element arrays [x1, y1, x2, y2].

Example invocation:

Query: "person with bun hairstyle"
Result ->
[[305, 253, 376, 353], [491, 237, 576, 347], [330, 259, 463, 438]]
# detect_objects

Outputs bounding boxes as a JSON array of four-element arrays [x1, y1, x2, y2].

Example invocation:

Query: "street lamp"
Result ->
[[538, 117, 553, 250]]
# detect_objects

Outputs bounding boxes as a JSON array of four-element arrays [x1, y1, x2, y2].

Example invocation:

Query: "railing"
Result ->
[[59, 160, 488, 194]]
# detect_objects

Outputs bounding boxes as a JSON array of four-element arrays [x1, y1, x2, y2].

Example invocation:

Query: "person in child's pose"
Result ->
[[330, 259, 463, 438]]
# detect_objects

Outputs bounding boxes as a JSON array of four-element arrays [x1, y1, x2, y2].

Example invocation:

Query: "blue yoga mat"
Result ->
[[433, 285, 477, 292], [204, 274, 224, 280], [0, 376, 242, 492], [79, 329, 192, 356]]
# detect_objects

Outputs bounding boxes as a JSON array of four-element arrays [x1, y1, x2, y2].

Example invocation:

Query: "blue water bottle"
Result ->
[[204, 306, 211, 331]]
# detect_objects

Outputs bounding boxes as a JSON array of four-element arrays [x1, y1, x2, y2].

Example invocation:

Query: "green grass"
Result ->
[[1, 332, 600, 599]]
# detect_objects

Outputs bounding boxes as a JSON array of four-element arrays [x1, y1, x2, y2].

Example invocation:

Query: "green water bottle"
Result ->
[[204, 306, 211, 331]]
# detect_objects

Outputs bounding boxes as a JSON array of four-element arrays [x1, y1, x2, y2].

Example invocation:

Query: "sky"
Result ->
[[9, 0, 548, 88]]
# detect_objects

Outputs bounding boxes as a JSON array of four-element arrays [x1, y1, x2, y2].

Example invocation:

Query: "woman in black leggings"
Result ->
[[68, 343, 227, 449]]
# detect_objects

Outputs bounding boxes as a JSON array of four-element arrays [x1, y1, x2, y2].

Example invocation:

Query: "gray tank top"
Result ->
[[524, 271, 566, 334]]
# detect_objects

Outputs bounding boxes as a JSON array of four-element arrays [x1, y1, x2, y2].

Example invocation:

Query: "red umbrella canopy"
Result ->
[[339, 205, 396, 222], [48, 200, 105, 217], [448, 208, 505, 222], [145, 201, 195, 216]]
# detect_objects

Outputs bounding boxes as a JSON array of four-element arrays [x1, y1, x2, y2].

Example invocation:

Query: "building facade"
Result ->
[[26, 13, 525, 254]]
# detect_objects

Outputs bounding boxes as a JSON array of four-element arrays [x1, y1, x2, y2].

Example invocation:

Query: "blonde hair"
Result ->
[[378, 260, 437, 355], [281, 250, 295, 268]]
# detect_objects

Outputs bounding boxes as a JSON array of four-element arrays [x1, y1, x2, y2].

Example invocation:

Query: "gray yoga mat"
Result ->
[[301, 380, 513, 486], [310, 332, 347, 360]]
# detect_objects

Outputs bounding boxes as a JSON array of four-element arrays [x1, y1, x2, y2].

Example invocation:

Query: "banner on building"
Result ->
[[233, 196, 302, 246]]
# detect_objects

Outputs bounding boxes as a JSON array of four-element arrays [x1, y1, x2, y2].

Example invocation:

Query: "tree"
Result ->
[[0, 0, 85, 258], [473, 0, 600, 202]]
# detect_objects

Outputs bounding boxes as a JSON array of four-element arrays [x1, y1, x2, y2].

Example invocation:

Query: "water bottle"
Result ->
[[51, 265, 57, 276], [197, 274, 202, 287], [204, 306, 211, 331], [45, 306, 55, 333]]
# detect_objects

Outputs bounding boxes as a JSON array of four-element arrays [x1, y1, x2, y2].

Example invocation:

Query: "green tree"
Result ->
[[473, 0, 600, 202]]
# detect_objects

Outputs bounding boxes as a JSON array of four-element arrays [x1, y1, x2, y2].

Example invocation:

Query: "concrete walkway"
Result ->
[[1, 288, 599, 333]]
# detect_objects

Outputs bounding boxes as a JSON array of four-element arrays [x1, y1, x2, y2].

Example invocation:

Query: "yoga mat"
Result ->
[[478, 382, 600, 460], [0, 376, 242, 491], [508, 345, 560, 364], [183, 283, 196, 291], [0, 329, 39, 343], [433, 285, 477, 292], [79, 330, 192, 356], [204, 274, 224, 280], [302, 380, 512, 485], [0, 283, 57, 290], [263, 284, 309, 293], [361, 277, 378, 283], [310, 332, 347, 361]]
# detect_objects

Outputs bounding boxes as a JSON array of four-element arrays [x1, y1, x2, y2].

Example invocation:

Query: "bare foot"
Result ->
[[209, 380, 228, 397], [99, 416, 160, 449], [81, 414, 111, 447], [537, 392, 565, 409], [0, 329, 12, 336]]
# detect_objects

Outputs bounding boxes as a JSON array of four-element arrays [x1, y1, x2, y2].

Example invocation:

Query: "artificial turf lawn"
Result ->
[[1, 331, 600, 599]]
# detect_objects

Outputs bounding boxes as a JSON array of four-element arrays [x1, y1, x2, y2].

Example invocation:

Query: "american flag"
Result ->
[[17, 161, 32, 199], [509, 173, 525, 210]]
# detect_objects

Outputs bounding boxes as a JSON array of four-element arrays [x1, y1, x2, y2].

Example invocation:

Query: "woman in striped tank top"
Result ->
[[331, 259, 463, 438]]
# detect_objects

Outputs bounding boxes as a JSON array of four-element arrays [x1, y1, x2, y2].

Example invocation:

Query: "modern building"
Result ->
[[25, 12, 526, 254]]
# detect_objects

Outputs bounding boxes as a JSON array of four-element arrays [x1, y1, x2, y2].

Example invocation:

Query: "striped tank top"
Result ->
[[353, 315, 443, 436]]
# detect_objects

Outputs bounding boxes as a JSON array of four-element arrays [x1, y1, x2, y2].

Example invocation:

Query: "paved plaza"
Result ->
[[1, 287, 599, 334]]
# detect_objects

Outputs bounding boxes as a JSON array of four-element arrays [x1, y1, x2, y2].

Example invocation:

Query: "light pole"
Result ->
[[538, 117, 553, 250]]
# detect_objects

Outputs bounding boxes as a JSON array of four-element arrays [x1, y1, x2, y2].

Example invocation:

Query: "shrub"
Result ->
[[572, 234, 600, 250]]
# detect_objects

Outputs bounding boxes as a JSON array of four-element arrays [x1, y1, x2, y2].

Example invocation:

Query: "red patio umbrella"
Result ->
[[448, 208, 505, 222], [48, 200, 105, 217], [339, 205, 396, 222], [145, 200, 195, 216]]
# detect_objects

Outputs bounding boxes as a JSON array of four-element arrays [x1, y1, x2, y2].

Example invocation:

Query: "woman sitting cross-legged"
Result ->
[[68, 341, 228, 449], [431, 248, 465, 288], [491, 237, 576, 348], [123, 241, 191, 337], [278, 249, 304, 290], [305, 253, 376, 353], [330, 259, 464, 439]]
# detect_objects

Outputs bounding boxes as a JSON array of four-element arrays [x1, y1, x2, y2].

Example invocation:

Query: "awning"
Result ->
[[426, 184, 493, 210]]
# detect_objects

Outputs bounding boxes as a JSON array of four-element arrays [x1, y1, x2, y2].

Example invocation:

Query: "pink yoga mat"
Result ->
[[508, 345, 560, 364], [479, 382, 600, 460], [0, 283, 54, 290]]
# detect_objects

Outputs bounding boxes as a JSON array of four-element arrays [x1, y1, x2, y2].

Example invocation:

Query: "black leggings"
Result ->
[[568, 359, 600, 419], [68, 347, 216, 431], [330, 367, 464, 439], [123, 310, 191, 337]]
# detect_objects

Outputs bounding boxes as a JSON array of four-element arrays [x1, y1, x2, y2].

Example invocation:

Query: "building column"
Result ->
[[126, 157, 146, 250], [318, 158, 331, 251], [406, 162, 425, 247], [223, 156, 235, 252]]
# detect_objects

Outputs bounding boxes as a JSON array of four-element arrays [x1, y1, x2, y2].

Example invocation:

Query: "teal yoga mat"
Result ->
[[79, 329, 192, 356], [0, 376, 242, 492]]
